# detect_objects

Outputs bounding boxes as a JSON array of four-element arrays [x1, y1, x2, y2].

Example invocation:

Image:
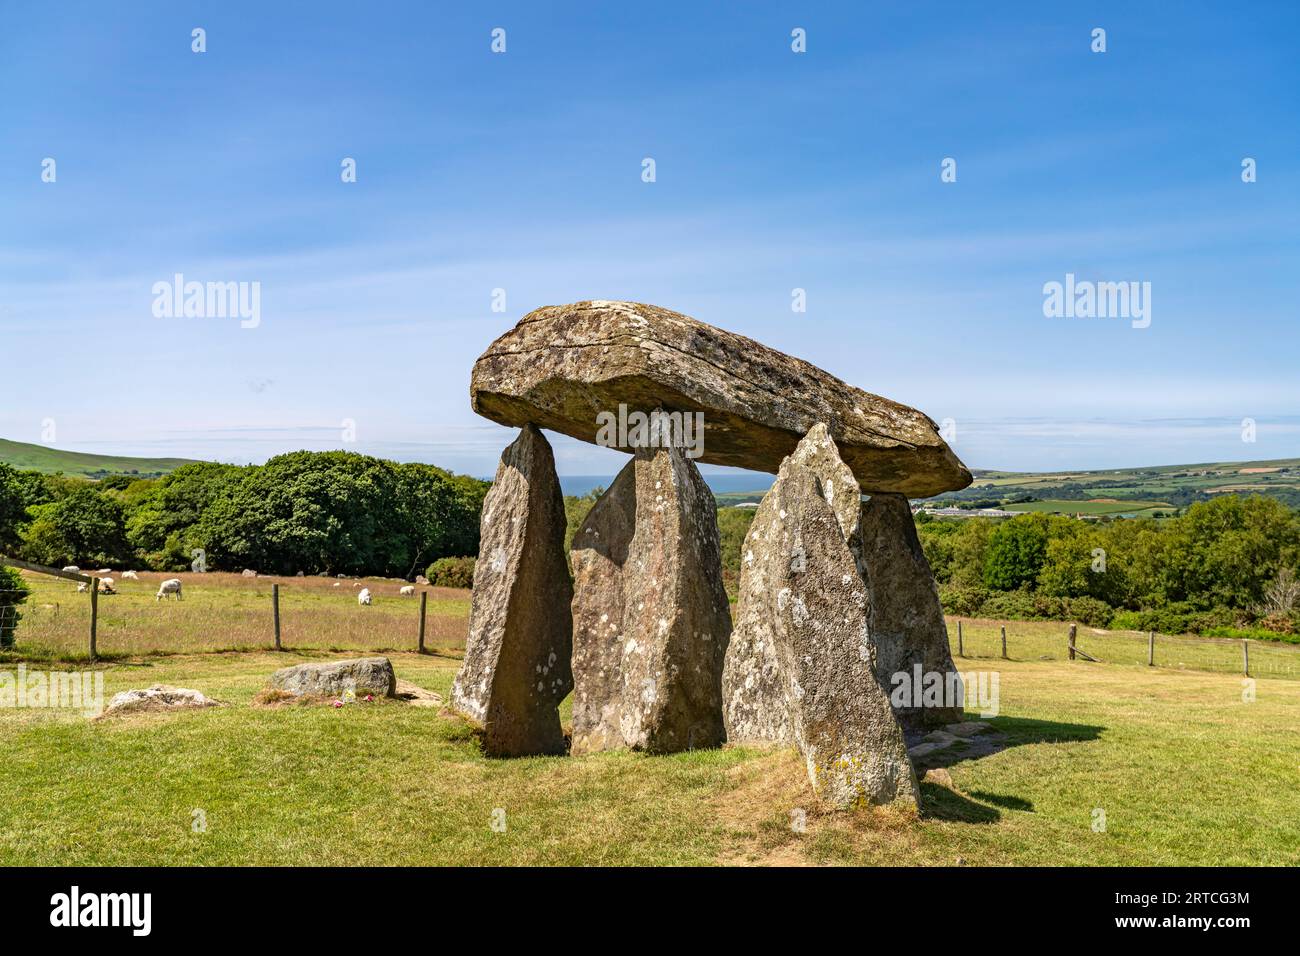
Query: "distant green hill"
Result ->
[[0, 438, 203, 478]]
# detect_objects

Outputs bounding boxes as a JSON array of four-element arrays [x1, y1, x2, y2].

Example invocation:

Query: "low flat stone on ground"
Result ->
[[271, 657, 397, 698], [98, 685, 222, 719], [395, 679, 443, 708], [945, 720, 993, 738]]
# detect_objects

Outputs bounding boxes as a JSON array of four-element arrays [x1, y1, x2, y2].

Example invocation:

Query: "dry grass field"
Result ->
[[6, 570, 471, 661]]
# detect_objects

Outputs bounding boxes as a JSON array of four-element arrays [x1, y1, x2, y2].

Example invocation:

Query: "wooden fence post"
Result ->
[[418, 591, 428, 654], [89, 578, 98, 662], [1148, 631, 1155, 667], [1068, 623, 1076, 661], [273, 584, 282, 651], [1000, 625, 1007, 660], [1242, 639, 1250, 678], [957, 620, 964, 657]]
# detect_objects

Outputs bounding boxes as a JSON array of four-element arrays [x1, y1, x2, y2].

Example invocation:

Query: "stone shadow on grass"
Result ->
[[918, 782, 1001, 823], [911, 716, 1103, 820], [909, 715, 1104, 772]]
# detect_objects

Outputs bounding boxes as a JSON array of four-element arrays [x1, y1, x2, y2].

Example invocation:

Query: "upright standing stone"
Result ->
[[723, 425, 917, 809], [857, 493, 964, 730], [570, 440, 731, 754], [451, 425, 573, 757]]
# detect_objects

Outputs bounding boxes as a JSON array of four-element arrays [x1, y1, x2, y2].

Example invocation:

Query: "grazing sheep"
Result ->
[[121, 570, 139, 580], [357, 588, 372, 606], [241, 569, 257, 578], [399, 585, 416, 596], [96, 568, 113, 575], [332, 582, 341, 587], [156, 578, 183, 601], [76, 583, 88, 593], [97, 578, 116, 594], [62, 566, 80, 573]]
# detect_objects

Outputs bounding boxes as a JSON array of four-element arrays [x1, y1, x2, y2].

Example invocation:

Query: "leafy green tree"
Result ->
[[195, 452, 409, 575], [564, 487, 605, 553], [19, 488, 128, 566], [983, 514, 1051, 591], [716, 506, 757, 576], [126, 462, 243, 556], [0, 463, 29, 552]]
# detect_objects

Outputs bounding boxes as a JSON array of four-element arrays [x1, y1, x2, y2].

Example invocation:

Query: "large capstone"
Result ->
[[450, 425, 574, 757], [570, 442, 731, 754], [858, 492, 964, 730], [471, 301, 971, 498], [723, 425, 917, 809]]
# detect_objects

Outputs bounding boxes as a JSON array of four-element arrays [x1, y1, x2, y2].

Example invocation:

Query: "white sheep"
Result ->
[[357, 588, 372, 606], [121, 570, 139, 580], [399, 585, 416, 596], [62, 565, 80, 573], [156, 578, 183, 601], [98, 578, 116, 594]]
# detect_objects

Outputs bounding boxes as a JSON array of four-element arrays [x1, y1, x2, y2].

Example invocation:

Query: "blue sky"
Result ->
[[2, 0, 1297, 481]]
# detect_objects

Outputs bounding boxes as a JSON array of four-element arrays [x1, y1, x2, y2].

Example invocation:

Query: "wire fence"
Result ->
[[2, 571, 470, 659], [6, 567, 1300, 681], [0, 590, 25, 649], [948, 617, 1300, 680]]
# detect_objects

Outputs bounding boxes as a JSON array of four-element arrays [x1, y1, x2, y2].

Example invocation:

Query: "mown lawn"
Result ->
[[0, 649, 1295, 866]]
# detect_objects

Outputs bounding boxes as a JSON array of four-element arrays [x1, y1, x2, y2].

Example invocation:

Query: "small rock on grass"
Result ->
[[97, 685, 222, 719], [944, 721, 992, 738], [270, 657, 397, 698]]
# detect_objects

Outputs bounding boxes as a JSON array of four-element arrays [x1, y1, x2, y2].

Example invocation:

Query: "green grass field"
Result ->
[[0, 650, 1295, 865], [2, 571, 1297, 866], [0, 438, 199, 477], [1001, 499, 1172, 516], [970, 458, 1300, 499]]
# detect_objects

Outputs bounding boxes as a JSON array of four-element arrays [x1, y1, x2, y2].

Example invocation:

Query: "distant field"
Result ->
[[1002, 499, 1171, 516], [969, 458, 1300, 500], [0, 438, 200, 477]]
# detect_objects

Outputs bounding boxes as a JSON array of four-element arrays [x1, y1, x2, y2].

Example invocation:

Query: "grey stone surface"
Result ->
[[100, 684, 222, 718], [271, 657, 397, 698], [723, 427, 917, 809], [945, 720, 992, 738], [858, 492, 964, 730], [450, 425, 573, 756], [470, 301, 971, 497], [570, 442, 731, 754]]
